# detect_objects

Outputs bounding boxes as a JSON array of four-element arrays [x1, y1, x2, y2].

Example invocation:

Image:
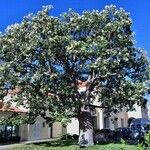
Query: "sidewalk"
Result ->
[[0, 138, 58, 150]]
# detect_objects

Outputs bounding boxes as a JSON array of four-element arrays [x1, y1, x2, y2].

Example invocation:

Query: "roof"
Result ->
[[77, 80, 87, 88], [0, 106, 26, 113], [0, 102, 26, 113]]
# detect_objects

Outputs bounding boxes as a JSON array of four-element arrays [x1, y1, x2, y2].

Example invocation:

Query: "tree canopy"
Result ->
[[0, 5, 149, 125]]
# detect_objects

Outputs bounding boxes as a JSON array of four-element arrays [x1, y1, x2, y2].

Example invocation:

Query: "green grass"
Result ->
[[10, 139, 138, 150], [11, 144, 138, 150]]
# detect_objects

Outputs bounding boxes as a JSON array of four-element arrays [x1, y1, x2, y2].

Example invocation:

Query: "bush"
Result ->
[[10, 136, 21, 142], [72, 134, 79, 140], [94, 129, 113, 144], [142, 131, 150, 147], [60, 134, 72, 140]]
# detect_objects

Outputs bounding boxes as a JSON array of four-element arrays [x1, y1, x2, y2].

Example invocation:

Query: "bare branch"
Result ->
[[92, 72, 118, 83], [89, 104, 108, 109]]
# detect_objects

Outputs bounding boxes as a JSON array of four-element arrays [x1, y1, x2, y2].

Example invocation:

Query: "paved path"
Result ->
[[0, 138, 58, 150]]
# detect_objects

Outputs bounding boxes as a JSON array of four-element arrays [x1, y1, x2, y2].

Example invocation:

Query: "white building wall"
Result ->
[[117, 111, 128, 128], [19, 124, 29, 141], [109, 116, 115, 130], [66, 118, 79, 135], [127, 104, 149, 119], [66, 108, 129, 133], [52, 122, 63, 138], [141, 107, 148, 119], [100, 109, 128, 130]]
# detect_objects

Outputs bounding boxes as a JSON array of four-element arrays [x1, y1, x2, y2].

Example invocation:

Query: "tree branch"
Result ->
[[89, 104, 108, 109], [92, 72, 118, 83]]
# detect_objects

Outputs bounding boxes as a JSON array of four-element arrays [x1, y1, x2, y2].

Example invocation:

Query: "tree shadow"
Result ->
[[95, 141, 114, 145], [32, 139, 78, 147]]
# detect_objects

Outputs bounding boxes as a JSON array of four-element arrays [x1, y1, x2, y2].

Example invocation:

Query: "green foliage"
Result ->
[[144, 131, 150, 147], [60, 134, 73, 140], [0, 113, 27, 126], [120, 139, 127, 150], [0, 5, 149, 124], [137, 143, 145, 150], [136, 131, 150, 150]]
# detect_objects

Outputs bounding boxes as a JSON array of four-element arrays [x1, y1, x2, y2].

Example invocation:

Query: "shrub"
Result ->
[[72, 134, 79, 140], [94, 129, 113, 144], [120, 139, 127, 150], [60, 134, 72, 140], [143, 131, 150, 147]]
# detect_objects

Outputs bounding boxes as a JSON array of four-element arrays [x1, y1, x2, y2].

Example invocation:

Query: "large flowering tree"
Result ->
[[0, 5, 149, 146]]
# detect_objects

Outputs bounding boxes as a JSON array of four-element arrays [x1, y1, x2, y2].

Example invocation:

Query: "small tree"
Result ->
[[0, 5, 149, 146]]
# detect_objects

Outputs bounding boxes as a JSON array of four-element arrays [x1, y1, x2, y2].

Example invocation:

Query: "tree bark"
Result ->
[[78, 106, 94, 147]]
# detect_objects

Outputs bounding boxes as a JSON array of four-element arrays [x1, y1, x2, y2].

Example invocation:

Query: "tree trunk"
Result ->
[[78, 106, 94, 147]]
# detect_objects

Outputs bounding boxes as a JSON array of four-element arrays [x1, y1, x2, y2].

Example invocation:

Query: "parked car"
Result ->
[[115, 127, 131, 140], [94, 129, 113, 143], [130, 118, 150, 134], [129, 118, 150, 144]]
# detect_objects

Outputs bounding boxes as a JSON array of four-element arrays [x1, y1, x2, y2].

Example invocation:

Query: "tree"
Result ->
[[0, 5, 149, 146]]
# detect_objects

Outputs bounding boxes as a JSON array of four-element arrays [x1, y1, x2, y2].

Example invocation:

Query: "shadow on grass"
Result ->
[[95, 141, 114, 145], [30, 138, 135, 148], [32, 139, 118, 147], [32, 139, 78, 147]]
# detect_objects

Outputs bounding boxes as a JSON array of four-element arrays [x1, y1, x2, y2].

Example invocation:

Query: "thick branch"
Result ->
[[89, 104, 108, 109], [92, 72, 118, 83]]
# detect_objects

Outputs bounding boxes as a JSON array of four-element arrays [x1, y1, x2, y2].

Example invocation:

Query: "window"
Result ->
[[12, 126, 19, 136], [93, 116, 97, 130], [43, 122, 45, 128], [114, 118, 118, 129], [0, 125, 5, 138], [104, 117, 110, 128], [121, 119, 124, 127], [0, 125, 19, 140], [6, 126, 12, 138]]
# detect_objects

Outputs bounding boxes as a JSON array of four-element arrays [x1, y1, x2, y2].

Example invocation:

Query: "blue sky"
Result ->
[[0, 0, 150, 56]]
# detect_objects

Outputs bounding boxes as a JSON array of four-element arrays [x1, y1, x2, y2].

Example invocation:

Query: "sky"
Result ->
[[0, 0, 150, 55]]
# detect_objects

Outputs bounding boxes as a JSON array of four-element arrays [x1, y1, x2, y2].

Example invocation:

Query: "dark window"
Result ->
[[43, 122, 45, 128], [114, 118, 118, 129], [104, 117, 110, 128], [93, 116, 97, 130], [0, 125, 19, 140], [0, 125, 5, 138]]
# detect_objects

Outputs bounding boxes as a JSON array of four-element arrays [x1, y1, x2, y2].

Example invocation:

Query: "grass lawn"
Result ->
[[10, 140, 138, 150]]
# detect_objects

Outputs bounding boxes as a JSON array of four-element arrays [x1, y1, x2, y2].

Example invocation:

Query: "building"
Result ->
[[128, 103, 148, 120], [0, 98, 66, 142], [66, 109, 128, 135], [0, 102, 148, 142], [0, 103, 51, 141], [66, 104, 149, 136], [127, 103, 149, 127], [66, 83, 149, 135], [0, 84, 149, 142], [66, 83, 129, 135]]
